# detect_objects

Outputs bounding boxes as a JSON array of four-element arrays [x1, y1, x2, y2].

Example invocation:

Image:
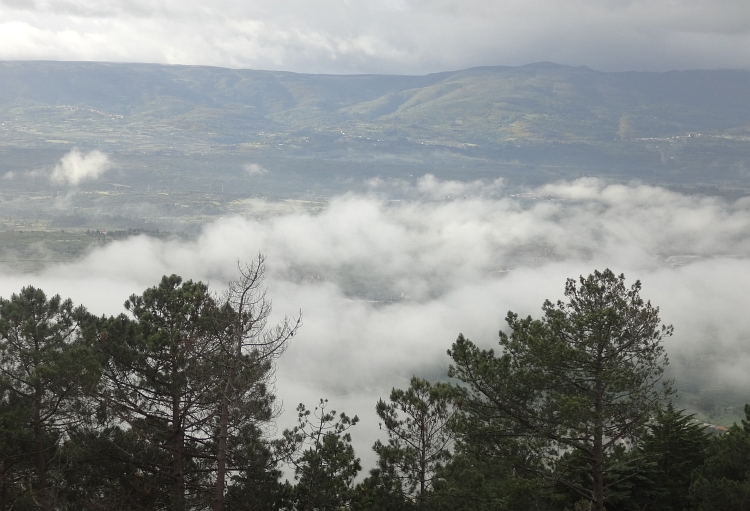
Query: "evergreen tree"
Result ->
[[352, 462, 413, 511], [626, 403, 710, 511], [60, 425, 173, 510], [212, 257, 300, 511], [448, 269, 673, 511], [433, 405, 553, 511], [690, 404, 750, 511], [95, 275, 221, 510], [223, 422, 292, 511], [373, 377, 454, 510], [282, 400, 361, 511], [0, 287, 98, 511], [430, 450, 549, 511], [0, 390, 35, 511]]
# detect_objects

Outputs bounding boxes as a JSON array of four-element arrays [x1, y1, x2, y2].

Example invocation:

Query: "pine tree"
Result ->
[[0, 287, 98, 511], [690, 404, 750, 511], [448, 269, 673, 511], [282, 399, 361, 511], [629, 403, 710, 511], [212, 257, 300, 511], [373, 377, 454, 510], [95, 275, 221, 510]]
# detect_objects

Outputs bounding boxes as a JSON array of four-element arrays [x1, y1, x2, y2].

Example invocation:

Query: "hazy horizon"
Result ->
[[4, 58, 748, 76], [2, 0, 750, 74]]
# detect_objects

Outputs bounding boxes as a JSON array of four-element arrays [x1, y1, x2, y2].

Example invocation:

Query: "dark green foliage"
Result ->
[[431, 451, 549, 511], [40, 264, 296, 511], [448, 269, 673, 511], [283, 400, 361, 511], [295, 433, 361, 511], [0, 286, 98, 511], [223, 424, 292, 511], [434, 396, 556, 511], [60, 425, 172, 510], [95, 275, 220, 510], [0, 271, 742, 511], [0, 391, 36, 511], [373, 377, 454, 510], [690, 404, 750, 511], [619, 404, 710, 511], [551, 445, 648, 511], [352, 463, 413, 511]]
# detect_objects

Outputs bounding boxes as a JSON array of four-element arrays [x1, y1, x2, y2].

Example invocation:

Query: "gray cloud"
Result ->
[[1, 177, 749, 467], [0, 0, 749, 72]]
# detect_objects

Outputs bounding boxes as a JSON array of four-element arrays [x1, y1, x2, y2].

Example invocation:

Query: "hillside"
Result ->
[[1, 61, 750, 195]]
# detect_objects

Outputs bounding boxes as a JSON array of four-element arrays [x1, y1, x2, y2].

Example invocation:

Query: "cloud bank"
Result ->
[[50, 148, 110, 186], [2, 177, 749, 465], [1, 0, 750, 73]]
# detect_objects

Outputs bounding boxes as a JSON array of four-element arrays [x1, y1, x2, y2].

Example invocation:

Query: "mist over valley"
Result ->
[[3, 60, 750, 421], [2, 60, 750, 509]]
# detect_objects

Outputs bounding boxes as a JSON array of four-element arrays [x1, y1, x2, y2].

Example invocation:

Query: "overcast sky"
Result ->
[[1, 0, 749, 74]]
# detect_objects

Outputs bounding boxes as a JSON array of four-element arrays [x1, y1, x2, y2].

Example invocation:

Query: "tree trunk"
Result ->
[[213, 395, 229, 511], [34, 389, 51, 511], [172, 395, 185, 511], [418, 414, 426, 511], [214, 322, 243, 511], [592, 435, 604, 511], [592, 351, 605, 511], [1, 460, 7, 511]]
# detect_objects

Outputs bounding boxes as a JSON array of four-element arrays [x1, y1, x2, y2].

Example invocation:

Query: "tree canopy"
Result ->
[[0, 266, 746, 511], [448, 269, 673, 511]]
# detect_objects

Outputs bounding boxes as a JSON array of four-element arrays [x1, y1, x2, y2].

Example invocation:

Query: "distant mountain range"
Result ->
[[2, 61, 750, 191]]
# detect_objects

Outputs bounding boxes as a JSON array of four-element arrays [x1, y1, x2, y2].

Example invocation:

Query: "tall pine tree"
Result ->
[[0, 287, 97, 511], [449, 269, 673, 511]]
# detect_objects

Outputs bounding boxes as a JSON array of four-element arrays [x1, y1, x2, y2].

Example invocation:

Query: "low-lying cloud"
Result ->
[[50, 148, 110, 185], [2, 176, 749, 466]]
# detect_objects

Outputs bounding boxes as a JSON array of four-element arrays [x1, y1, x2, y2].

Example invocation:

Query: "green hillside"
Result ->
[[1, 60, 750, 196], [2, 61, 749, 146]]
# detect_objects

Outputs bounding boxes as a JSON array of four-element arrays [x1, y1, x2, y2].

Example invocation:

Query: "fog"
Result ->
[[2, 176, 749, 470]]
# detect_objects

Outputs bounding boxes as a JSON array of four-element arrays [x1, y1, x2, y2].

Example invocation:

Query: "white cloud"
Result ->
[[50, 148, 110, 186], [2, 177, 750, 467]]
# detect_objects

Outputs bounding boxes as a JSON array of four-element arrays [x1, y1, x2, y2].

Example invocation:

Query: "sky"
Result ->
[[1, 0, 750, 74], [3, 166, 750, 468]]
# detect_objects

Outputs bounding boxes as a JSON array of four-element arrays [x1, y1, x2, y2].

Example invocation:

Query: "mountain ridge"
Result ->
[[2, 60, 750, 192]]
